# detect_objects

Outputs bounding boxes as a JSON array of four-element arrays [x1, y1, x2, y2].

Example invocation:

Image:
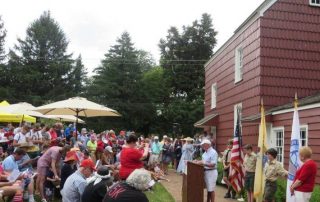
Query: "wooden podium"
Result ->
[[182, 161, 204, 202]]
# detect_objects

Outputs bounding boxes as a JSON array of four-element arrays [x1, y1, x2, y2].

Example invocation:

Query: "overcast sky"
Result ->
[[0, 0, 264, 75]]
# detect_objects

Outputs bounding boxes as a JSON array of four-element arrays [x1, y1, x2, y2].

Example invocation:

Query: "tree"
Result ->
[[87, 32, 154, 133], [159, 13, 217, 135], [7, 11, 76, 105], [0, 15, 6, 62], [72, 55, 88, 95]]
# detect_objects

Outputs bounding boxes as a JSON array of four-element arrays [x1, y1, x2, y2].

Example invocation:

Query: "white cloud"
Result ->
[[0, 0, 264, 75]]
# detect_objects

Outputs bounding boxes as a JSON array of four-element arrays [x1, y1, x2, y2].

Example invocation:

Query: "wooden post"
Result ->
[[182, 161, 204, 202]]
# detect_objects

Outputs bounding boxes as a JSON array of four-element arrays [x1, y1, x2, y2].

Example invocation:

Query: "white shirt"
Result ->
[[13, 132, 27, 144], [202, 147, 218, 169], [26, 130, 42, 140]]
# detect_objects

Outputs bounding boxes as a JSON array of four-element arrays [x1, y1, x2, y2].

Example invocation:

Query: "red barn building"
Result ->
[[195, 0, 320, 182]]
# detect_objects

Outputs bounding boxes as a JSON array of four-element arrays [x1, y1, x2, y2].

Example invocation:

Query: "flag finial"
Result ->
[[294, 93, 298, 109]]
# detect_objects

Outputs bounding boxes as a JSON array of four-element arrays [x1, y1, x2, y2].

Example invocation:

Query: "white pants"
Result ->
[[295, 191, 312, 202], [204, 169, 218, 192]]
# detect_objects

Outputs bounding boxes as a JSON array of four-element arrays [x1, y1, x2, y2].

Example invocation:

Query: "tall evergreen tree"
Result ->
[[0, 16, 6, 62], [7, 11, 75, 105], [72, 55, 88, 95], [88, 32, 153, 132], [159, 13, 217, 135]]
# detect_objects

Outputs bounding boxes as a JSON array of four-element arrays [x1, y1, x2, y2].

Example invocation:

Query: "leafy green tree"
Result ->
[[0, 16, 9, 101], [159, 13, 217, 135], [7, 11, 76, 105]]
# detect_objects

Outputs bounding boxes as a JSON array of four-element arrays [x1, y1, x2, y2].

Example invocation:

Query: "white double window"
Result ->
[[300, 125, 308, 146], [211, 83, 217, 109], [235, 46, 243, 83], [272, 127, 284, 164], [310, 0, 320, 6]]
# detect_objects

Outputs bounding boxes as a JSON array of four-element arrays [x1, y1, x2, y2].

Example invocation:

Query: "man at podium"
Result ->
[[195, 139, 218, 202]]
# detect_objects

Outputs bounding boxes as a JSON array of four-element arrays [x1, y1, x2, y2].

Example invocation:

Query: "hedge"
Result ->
[[216, 162, 320, 202]]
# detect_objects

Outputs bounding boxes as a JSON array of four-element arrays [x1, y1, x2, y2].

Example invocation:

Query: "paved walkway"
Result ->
[[161, 169, 239, 202]]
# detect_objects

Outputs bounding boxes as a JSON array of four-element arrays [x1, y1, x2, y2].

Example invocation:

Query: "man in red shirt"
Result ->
[[290, 146, 317, 201]]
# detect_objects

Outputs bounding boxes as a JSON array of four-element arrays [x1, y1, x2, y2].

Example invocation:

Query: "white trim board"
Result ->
[[272, 103, 320, 115]]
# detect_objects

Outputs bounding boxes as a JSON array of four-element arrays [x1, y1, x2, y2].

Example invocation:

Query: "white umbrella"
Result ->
[[34, 97, 120, 136], [45, 115, 85, 124], [0, 102, 45, 118], [34, 97, 120, 117]]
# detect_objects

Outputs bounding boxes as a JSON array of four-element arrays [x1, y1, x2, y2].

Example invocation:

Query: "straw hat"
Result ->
[[183, 137, 194, 142]]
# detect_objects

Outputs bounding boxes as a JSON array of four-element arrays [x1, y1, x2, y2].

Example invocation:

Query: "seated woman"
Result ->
[[82, 166, 113, 202], [119, 135, 149, 180], [103, 169, 154, 202]]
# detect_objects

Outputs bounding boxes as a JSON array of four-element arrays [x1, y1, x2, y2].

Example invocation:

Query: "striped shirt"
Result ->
[[61, 170, 87, 202]]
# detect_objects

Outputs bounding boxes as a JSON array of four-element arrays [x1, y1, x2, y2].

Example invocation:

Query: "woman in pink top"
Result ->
[[36, 145, 71, 202]]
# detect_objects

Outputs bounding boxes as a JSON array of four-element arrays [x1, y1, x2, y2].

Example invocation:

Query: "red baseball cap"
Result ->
[[80, 159, 96, 171]]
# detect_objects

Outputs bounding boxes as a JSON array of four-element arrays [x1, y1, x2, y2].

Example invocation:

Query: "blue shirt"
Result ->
[[202, 147, 218, 169], [61, 170, 87, 202], [151, 142, 162, 154], [2, 155, 19, 172]]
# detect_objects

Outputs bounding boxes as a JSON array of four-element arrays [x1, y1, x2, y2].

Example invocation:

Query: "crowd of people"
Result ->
[[0, 122, 317, 202]]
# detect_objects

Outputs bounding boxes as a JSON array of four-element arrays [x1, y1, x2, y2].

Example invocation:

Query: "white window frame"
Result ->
[[272, 127, 284, 164], [310, 0, 320, 7], [300, 125, 308, 147], [211, 83, 217, 109], [235, 46, 243, 83], [234, 103, 242, 132]]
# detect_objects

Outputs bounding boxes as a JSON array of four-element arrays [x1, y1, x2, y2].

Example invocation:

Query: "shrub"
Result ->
[[310, 185, 320, 202]]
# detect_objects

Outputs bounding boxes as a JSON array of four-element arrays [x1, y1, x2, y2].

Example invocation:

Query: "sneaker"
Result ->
[[237, 198, 245, 201], [41, 199, 47, 202], [224, 193, 231, 198]]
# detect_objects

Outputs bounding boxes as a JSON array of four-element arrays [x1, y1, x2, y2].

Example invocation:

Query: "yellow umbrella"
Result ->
[[0, 100, 36, 123]]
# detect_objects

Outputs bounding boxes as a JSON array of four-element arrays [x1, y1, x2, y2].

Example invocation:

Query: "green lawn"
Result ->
[[145, 183, 175, 202], [34, 182, 174, 202]]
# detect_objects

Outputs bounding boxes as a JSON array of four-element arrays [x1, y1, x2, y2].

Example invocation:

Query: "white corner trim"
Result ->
[[272, 103, 320, 115], [259, 0, 278, 16]]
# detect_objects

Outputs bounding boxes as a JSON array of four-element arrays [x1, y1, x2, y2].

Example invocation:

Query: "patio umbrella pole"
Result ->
[[75, 109, 79, 141]]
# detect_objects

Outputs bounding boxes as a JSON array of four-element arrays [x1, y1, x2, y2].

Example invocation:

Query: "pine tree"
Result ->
[[7, 11, 75, 105], [72, 55, 88, 95], [0, 16, 6, 62]]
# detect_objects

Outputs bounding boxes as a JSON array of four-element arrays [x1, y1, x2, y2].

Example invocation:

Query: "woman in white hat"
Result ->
[[176, 137, 194, 174]]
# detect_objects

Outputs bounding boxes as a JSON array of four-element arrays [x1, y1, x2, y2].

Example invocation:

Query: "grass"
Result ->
[[33, 182, 174, 202], [145, 183, 175, 202]]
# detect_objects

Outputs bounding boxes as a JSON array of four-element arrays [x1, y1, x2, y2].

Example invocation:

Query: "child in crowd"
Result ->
[[243, 144, 257, 202], [44, 168, 60, 202], [263, 148, 288, 202]]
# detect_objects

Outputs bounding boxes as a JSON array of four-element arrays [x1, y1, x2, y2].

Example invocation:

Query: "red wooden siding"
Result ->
[[260, 0, 320, 109], [272, 107, 320, 183], [205, 18, 262, 152]]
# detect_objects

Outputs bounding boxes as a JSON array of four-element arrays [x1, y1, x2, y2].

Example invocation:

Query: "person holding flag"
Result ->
[[254, 100, 268, 202], [229, 107, 245, 198], [290, 146, 317, 201]]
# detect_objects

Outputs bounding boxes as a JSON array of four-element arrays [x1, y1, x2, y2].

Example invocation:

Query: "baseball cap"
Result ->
[[154, 136, 159, 140], [201, 139, 211, 145], [64, 151, 77, 162], [104, 146, 113, 153], [80, 159, 96, 171]]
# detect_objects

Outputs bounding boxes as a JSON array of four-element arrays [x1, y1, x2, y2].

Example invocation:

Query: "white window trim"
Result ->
[[211, 83, 217, 109], [272, 126, 285, 165], [310, 0, 320, 7], [234, 46, 243, 83], [300, 125, 308, 147]]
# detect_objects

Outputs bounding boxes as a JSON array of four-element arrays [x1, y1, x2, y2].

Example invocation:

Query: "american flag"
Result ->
[[229, 107, 245, 193]]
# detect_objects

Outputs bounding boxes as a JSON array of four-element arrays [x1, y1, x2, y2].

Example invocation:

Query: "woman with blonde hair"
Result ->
[[290, 146, 317, 202]]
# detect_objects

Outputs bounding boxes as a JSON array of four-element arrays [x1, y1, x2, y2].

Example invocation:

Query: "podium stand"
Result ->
[[182, 161, 204, 202]]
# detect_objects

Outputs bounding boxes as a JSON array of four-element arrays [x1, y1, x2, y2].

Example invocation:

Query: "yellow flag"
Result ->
[[254, 103, 268, 202]]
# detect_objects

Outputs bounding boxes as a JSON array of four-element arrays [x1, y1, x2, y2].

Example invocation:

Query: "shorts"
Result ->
[[295, 191, 312, 202], [263, 180, 277, 201], [223, 168, 229, 178], [148, 154, 160, 165], [204, 169, 218, 192], [244, 172, 255, 191]]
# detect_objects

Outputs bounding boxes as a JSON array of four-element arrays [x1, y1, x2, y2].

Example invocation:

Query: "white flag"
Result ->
[[286, 106, 301, 201]]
